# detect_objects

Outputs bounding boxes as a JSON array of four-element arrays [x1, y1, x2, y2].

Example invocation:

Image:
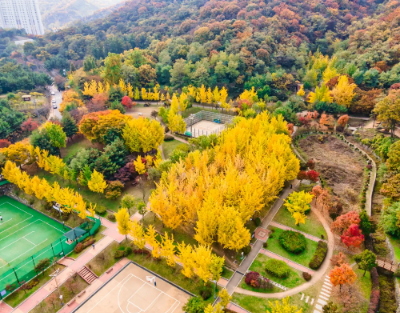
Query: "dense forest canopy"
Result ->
[[20, 0, 400, 94]]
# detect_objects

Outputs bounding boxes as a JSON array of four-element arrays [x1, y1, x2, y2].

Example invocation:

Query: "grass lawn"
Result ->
[[162, 140, 188, 160], [266, 227, 319, 268], [30, 275, 88, 313], [239, 277, 280, 294], [36, 170, 122, 212], [221, 267, 234, 280], [273, 207, 327, 239], [68, 226, 106, 259], [388, 235, 400, 263], [354, 266, 372, 300], [232, 293, 310, 313], [4, 264, 64, 308], [61, 139, 97, 163], [249, 254, 306, 289]]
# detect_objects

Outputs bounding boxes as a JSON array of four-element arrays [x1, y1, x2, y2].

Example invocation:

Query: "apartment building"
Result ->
[[0, 0, 44, 36]]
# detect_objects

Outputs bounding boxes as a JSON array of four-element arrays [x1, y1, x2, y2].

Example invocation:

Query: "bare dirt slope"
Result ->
[[299, 135, 366, 211]]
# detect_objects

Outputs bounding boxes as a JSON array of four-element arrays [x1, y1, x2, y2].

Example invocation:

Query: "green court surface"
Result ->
[[0, 196, 67, 277]]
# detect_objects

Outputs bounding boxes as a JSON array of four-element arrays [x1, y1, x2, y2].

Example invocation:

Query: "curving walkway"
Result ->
[[233, 206, 334, 299], [269, 221, 327, 243]]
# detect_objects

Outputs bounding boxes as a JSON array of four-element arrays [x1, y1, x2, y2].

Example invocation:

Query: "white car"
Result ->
[[51, 91, 55, 95], [52, 99, 56, 104], [53, 104, 57, 109]]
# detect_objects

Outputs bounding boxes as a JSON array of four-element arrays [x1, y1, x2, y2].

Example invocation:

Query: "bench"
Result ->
[[106, 268, 114, 274], [77, 290, 86, 298], [67, 299, 76, 306]]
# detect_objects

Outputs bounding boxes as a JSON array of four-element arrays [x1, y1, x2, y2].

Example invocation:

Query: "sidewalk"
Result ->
[[259, 249, 315, 274], [269, 221, 326, 243]]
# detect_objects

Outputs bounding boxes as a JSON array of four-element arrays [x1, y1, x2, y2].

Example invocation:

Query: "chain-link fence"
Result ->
[[0, 217, 100, 300]]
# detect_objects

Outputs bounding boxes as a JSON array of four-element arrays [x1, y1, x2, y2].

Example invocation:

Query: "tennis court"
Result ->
[[0, 196, 66, 276], [74, 263, 192, 313]]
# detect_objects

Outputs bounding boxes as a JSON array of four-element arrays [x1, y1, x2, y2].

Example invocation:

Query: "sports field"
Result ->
[[74, 263, 191, 313], [0, 196, 66, 276]]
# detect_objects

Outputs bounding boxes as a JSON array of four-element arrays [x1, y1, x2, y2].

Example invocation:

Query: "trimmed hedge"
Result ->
[[164, 135, 174, 141], [279, 230, 307, 254], [265, 259, 290, 278], [303, 272, 312, 281], [309, 241, 328, 269], [367, 267, 379, 313]]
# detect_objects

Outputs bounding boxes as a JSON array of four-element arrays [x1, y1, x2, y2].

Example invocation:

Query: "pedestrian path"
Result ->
[[269, 221, 327, 243], [260, 249, 315, 274], [300, 292, 315, 306], [313, 275, 332, 313]]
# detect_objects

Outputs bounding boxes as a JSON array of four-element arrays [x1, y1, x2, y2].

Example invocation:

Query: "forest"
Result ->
[[18, 0, 400, 100]]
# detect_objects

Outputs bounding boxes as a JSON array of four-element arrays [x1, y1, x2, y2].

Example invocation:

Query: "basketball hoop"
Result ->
[[146, 276, 156, 284]]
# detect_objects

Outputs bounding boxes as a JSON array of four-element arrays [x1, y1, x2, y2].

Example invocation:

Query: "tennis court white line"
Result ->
[[0, 231, 36, 251], [0, 202, 33, 235], [0, 240, 62, 283], [0, 238, 48, 269], [0, 217, 13, 226], [0, 220, 41, 243]]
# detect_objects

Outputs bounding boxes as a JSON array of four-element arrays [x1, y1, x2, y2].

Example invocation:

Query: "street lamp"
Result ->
[[49, 269, 61, 298]]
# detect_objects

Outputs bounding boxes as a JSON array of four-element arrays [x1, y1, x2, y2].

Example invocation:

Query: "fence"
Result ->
[[0, 216, 101, 300], [183, 110, 234, 127]]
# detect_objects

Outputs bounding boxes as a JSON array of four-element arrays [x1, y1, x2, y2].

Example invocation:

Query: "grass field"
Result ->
[[162, 140, 188, 160], [248, 254, 306, 289], [266, 227, 318, 268], [273, 207, 327, 239], [0, 196, 66, 276]]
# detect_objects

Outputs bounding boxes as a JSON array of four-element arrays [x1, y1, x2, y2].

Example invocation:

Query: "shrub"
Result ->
[[263, 242, 268, 249], [254, 217, 261, 226], [242, 246, 251, 255], [107, 213, 116, 221], [245, 271, 260, 288], [367, 267, 380, 313], [95, 205, 107, 215], [183, 297, 206, 313], [34, 258, 51, 274], [279, 230, 307, 254], [164, 135, 174, 141], [114, 249, 125, 259], [302, 272, 312, 281], [200, 284, 212, 300], [74, 242, 84, 253], [309, 241, 328, 269], [265, 259, 290, 278], [5, 284, 16, 291]]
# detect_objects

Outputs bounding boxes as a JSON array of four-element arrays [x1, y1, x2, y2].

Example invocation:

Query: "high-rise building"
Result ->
[[0, 0, 44, 36]]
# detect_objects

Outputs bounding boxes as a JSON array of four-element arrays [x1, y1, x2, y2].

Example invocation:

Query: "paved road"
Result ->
[[47, 84, 63, 120]]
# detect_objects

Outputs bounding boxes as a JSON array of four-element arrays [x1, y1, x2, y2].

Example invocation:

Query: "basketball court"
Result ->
[[74, 263, 191, 313], [0, 196, 66, 275], [186, 120, 226, 138]]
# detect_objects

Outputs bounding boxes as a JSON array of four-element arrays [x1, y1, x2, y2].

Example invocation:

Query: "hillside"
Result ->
[[38, 0, 126, 30]]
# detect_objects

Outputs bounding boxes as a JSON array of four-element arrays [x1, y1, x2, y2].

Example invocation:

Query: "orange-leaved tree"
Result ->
[[329, 263, 357, 292]]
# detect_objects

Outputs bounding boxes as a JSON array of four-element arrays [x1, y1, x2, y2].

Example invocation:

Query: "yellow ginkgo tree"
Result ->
[[284, 191, 314, 225], [88, 170, 107, 193]]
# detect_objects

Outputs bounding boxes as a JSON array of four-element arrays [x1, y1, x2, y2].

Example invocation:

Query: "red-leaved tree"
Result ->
[[306, 159, 315, 169], [21, 118, 39, 132], [287, 123, 294, 135], [121, 96, 133, 109], [306, 170, 319, 182], [0, 139, 11, 148], [297, 171, 307, 181], [340, 224, 364, 248], [299, 116, 311, 128], [330, 211, 361, 235], [337, 115, 349, 127]]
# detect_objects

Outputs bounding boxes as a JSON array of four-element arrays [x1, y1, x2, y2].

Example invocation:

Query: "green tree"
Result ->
[[323, 302, 340, 313], [61, 113, 78, 138], [182, 297, 206, 313], [354, 249, 377, 276], [45, 123, 66, 150], [103, 53, 122, 85], [359, 210, 376, 236], [373, 97, 400, 137]]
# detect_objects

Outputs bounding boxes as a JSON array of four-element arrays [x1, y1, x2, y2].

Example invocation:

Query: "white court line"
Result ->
[[0, 202, 33, 235], [0, 231, 35, 251], [0, 240, 61, 282], [0, 238, 48, 269], [0, 220, 41, 243], [85, 275, 133, 313], [125, 274, 180, 313], [0, 218, 13, 226]]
